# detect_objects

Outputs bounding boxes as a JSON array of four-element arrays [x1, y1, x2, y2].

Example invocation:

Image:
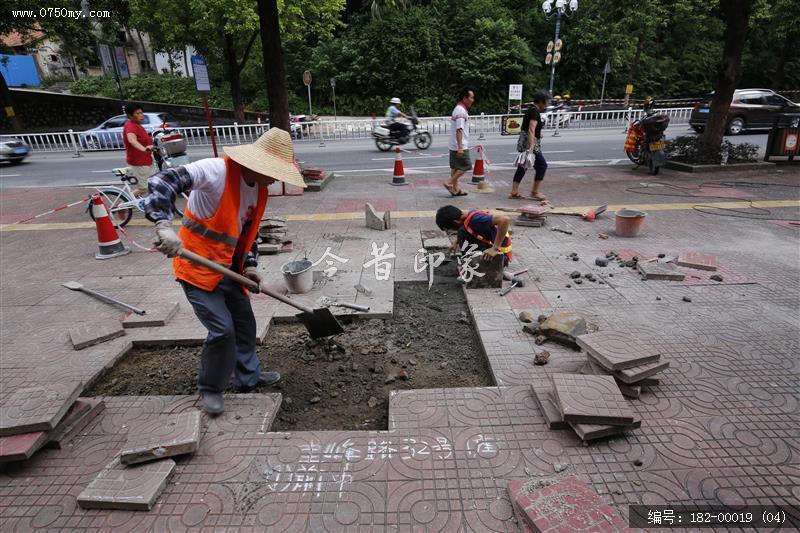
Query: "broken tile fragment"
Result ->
[[576, 331, 661, 371], [539, 312, 588, 348], [77, 457, 176, 511], [507, 476, 628, 532], [0, 382, 83, 437], [119, 411, 202, 465], [365, 203, 387, 230], [122, 302, 179, 328], [69, 320, 125, 350], [551, 374, 634, 426]]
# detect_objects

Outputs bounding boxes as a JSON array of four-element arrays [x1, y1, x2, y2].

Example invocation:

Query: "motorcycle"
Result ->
[[372, 109, 432, 151], [152, 128, 191, 170], [624, 108, 670, 175]]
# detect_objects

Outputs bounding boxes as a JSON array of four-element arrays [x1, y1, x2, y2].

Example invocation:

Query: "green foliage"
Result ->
[[665, 135, 759, 164], [71, 74, 232, 109]]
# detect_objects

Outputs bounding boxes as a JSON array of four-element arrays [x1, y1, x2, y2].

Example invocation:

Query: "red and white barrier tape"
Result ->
[[8, 198, 87, 225]]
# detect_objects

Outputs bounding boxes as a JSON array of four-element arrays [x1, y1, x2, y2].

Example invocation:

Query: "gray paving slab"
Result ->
[[576, 330, 661, 371], [609, 358, 671, 384], [69, 319, 126, 350], [122, 301, 179, 328], [569, 417, 642, 441], [0, 381, 82, 436], [77, 457, 176, 511], [530, 384, 568, 430], [676, 252, 718, 271], [119, 410, 202, 465], [551, 374, 635, 426], [638, 261, 686, 281]]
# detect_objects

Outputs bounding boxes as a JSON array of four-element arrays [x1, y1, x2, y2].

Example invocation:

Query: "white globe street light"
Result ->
[[542, 0, 578, 97]]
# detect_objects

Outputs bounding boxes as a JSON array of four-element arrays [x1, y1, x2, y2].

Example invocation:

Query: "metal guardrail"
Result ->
[[8, 108, 693, 153]]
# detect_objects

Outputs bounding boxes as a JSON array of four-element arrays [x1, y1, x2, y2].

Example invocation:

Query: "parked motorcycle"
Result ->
[[624, 108, 670, 175], [152, 129, 191, 170], [372, 109, 432, 151]]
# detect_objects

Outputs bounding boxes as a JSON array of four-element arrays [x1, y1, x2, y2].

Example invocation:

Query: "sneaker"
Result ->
[[237, 371, 281, 393], [201, 392, 224, 415]]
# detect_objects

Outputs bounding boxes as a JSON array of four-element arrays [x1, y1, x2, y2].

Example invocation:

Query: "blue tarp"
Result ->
[[0, 54, 41, 87]]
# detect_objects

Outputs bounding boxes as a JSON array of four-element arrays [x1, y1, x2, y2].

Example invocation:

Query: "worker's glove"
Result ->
[[243, 266, 263, 291], [153, 220, 182, 257]]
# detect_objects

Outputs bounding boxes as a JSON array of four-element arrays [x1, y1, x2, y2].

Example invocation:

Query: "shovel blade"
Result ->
[[295, 308, 345, 339], [62, 281, 83, 290]]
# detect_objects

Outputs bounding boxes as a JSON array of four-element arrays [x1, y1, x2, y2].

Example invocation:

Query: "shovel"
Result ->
[[61, 281, 146, 315], [177, 249, 344, 339]]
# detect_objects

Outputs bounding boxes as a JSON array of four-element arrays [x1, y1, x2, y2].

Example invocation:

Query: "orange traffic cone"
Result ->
[[391, 147, 407, 186], [471, 145, 485, 184], [91, 194, 130, 260]]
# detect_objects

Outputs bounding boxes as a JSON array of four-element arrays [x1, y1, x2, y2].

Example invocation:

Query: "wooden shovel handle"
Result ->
[[177, 248, 314, 314]]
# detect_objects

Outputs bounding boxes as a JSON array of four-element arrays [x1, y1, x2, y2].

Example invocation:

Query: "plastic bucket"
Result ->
[[281, 259, 314, 294], [615, 209, 647, 237]]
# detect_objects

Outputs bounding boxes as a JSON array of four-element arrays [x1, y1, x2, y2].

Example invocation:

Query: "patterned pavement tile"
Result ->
[[637, 261, 686, 281], [551, 374, 635, 426], [0, 431, 48, 463], [77, 457, 176, 511], [0, 382, 82, 436], [610, 359, 670, 384], [576, 331, 661, 371], [676, 251, 718, 271], [121, 301, 179, 328], [68, 320, 126, 350], [44, 399, 104, 450], [119, 410, 202, 465]]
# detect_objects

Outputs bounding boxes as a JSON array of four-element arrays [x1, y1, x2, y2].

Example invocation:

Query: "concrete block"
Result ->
[[77, 457, 176, 511], [69, 319, 125, 350], [0, 382, 82, 436], [122, 302, 179, 329], [119, 411, 202, 465]]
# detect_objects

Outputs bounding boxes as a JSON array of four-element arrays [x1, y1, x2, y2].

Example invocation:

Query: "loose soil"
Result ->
[[85, 280, 494, 431]]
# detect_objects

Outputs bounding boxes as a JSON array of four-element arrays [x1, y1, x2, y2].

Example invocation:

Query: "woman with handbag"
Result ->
[[509, 92, 549, 200]]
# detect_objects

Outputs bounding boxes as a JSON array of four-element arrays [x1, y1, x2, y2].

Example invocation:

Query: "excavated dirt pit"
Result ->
[[85, 281, 494, 430]]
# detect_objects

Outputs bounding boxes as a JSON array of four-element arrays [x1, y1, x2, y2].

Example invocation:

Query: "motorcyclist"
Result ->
[[643, 96, 656, 115], [386, 97, 411, 139]]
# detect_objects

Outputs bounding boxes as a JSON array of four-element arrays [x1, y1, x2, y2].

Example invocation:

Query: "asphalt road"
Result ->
[[0, 127, 769, 189]]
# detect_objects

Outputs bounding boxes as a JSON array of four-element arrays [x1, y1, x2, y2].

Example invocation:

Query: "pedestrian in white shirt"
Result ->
[[445, 87, 475, 197]]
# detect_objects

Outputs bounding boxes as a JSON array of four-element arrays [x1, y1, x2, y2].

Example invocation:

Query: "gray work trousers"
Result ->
[[182, 277, 262, 393]]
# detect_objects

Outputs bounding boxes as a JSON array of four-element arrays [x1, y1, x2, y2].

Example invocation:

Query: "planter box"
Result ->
[[665, 160, 774, 173]]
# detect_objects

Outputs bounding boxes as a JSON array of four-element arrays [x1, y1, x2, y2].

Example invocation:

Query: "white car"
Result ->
[[0, 136, 30, 164], [79, 112, 180, 149]]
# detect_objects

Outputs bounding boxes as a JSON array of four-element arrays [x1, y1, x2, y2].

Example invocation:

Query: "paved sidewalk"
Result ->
[[1, 163, 799, 530]]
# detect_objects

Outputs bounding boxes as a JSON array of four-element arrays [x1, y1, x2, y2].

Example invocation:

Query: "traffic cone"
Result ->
[[471, 145, 485, 184], [91, 194, 130, 260], [391, 147, 407, 186]]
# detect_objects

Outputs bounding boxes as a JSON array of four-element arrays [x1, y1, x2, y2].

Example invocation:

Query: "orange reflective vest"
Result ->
[[173, 157, 268, 291], [462, 210, 513, 262]]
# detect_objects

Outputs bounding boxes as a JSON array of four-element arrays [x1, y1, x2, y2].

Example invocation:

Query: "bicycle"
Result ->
[[86, 167, 185, 227]]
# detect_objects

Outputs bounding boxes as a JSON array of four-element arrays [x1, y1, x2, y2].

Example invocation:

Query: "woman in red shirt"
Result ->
[[123, 104, 156, 195]]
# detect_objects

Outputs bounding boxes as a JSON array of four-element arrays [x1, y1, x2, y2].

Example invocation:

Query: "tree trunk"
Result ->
[[223, 33, 246, 124], [135, 29, 150, 71], [623, 34, 644, 107], [770, 30, 792, 91], [702, 0, 753, 148], [0, 71, 24, 133], [257, 0, 290, 132]]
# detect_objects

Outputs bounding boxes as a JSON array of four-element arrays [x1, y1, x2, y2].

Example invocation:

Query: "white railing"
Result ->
[[9, 108, 693, 153]]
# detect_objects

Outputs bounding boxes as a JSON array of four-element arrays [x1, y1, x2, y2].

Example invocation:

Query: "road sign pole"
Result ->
[[548, 10, 562, 97], [600, 70, 608, 105], [307, 85, 312, 116], [203, 94, 218, 157]]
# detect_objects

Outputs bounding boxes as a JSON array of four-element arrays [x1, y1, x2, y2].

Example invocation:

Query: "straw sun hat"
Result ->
[[223, 128, 305, 188]]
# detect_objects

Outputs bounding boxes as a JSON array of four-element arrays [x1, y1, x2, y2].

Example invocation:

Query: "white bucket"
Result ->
[[281, 259, 314, 294]]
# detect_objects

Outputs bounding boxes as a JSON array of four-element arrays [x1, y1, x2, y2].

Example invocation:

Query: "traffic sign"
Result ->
[[545, 53, 553, 65], [553, 52, 561, 64], [546, 41, 554, 53], [625, 84, 634, 95], [508, 84, 523, 100], [603, 60, 612, 74], [191, 56, 211, 92], [330, 77, 336, 88], [555, 39, 563, 51], [303, 70, 312, 86]]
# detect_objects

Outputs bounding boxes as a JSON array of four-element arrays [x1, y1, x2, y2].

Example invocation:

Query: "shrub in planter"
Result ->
[[665, 135, 759, 165]]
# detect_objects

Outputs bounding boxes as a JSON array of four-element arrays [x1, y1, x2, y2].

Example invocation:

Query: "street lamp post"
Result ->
[[542, 0, 578, 97]]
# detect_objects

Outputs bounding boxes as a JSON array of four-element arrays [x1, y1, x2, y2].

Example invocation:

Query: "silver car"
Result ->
[[79, 112, 180, 149], [0, 136, 30, 164]]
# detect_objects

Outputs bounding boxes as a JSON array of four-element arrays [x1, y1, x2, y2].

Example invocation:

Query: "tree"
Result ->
[[702, 0, 753, 148], [257, 0, 289, 131]]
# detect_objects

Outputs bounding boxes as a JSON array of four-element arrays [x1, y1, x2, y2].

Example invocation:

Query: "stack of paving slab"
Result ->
[[507, 476, 628, 532], [0, 383, 105, 463], [513, 204, 551, 228], [576, 330, 670, 399], [532, 373, 641, 442], [258, 216, 292, 255], [302, 166, 335, 191], [77, 410, 202, 511]]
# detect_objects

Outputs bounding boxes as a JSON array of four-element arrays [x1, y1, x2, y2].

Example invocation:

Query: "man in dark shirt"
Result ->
[[509, 92, 549, 200]]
